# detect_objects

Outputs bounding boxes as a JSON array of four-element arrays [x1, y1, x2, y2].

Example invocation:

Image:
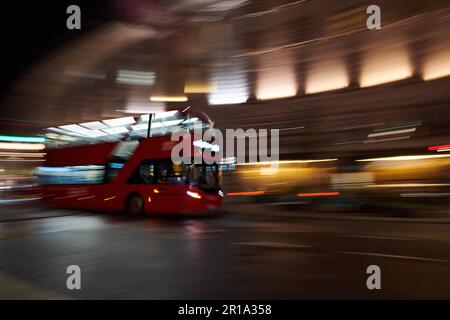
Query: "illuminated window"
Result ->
[[305, 60, 349, 94], [256, 51, 297, 100], [360, 46, 412, 87], [423, 47, 450, 81], [37, 165, 106, 185]]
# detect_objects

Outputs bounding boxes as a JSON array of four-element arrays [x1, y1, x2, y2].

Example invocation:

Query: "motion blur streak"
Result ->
[[150, 96, 188, 102], [429, 144, 450, 151], [0, 135, 45, 143], [227, 191, 265, 196], [297, 192, 340, 197], [357, 154, 450, 162], [0, 143, 45, 150], [366, 183, 450, 188], [0, 152, 45, 158], [237, 159, 338, 165]]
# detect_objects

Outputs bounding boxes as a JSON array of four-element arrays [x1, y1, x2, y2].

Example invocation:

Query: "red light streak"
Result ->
[[297, 192, 340, 197], [227, 191, 265, 196], [428, 144, 450, 151]]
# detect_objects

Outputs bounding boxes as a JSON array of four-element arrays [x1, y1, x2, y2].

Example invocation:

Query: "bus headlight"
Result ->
[[187, 191, 202, 199]]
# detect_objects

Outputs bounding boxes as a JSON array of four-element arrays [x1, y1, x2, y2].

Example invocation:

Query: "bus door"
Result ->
[[129, 159, 188, 213], [152, 159, 188, 212]]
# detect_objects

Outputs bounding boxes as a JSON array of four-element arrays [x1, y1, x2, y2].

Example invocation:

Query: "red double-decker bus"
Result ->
[[37, 111, 223, 215]]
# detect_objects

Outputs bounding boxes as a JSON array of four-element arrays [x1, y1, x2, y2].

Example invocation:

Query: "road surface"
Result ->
[[1, 203, 450, 299]]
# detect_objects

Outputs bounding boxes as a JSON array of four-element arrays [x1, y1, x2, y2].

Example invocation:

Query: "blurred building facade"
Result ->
[[1, 0, 450, 205]]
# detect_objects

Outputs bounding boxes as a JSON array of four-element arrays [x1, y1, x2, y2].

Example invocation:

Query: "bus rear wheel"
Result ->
[[126, 194, 144, 217]]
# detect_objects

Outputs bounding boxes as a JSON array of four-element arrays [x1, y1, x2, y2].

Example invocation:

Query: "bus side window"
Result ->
[[156, 159, 185, 184], [106, 161, 125, 183], [140, 163, 155, 184], [157, 160, 170, 183], [128, 161, 155, 184]]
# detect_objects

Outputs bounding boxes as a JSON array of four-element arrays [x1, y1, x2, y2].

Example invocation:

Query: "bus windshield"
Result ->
[[187, 164, 221, 191]]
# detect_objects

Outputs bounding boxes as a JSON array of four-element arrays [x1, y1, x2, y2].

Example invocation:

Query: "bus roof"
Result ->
[[44, 141, 117, 167], [44, 108, 213, 148], [44, 135, 181, 167]]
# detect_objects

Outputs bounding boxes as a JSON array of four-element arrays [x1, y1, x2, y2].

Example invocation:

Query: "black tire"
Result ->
[[126, 194, 144, 217]]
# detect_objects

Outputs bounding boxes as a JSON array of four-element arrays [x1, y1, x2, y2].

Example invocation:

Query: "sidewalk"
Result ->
[[0, 202, 85, 223], [224, 203, 450, 224]]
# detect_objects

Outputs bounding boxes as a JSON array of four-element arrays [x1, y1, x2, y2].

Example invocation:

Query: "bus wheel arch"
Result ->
[[125, 192, 145, 217]]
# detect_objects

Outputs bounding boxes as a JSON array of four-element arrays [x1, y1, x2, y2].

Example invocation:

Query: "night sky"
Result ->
[[0, 1, 112, 101]]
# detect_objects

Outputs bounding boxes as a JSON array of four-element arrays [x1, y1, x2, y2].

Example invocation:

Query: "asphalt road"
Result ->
[[1, 203, 450, 299]]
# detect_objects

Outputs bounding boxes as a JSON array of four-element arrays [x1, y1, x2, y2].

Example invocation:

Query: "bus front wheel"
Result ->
[[126, 194, 144, 217]]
